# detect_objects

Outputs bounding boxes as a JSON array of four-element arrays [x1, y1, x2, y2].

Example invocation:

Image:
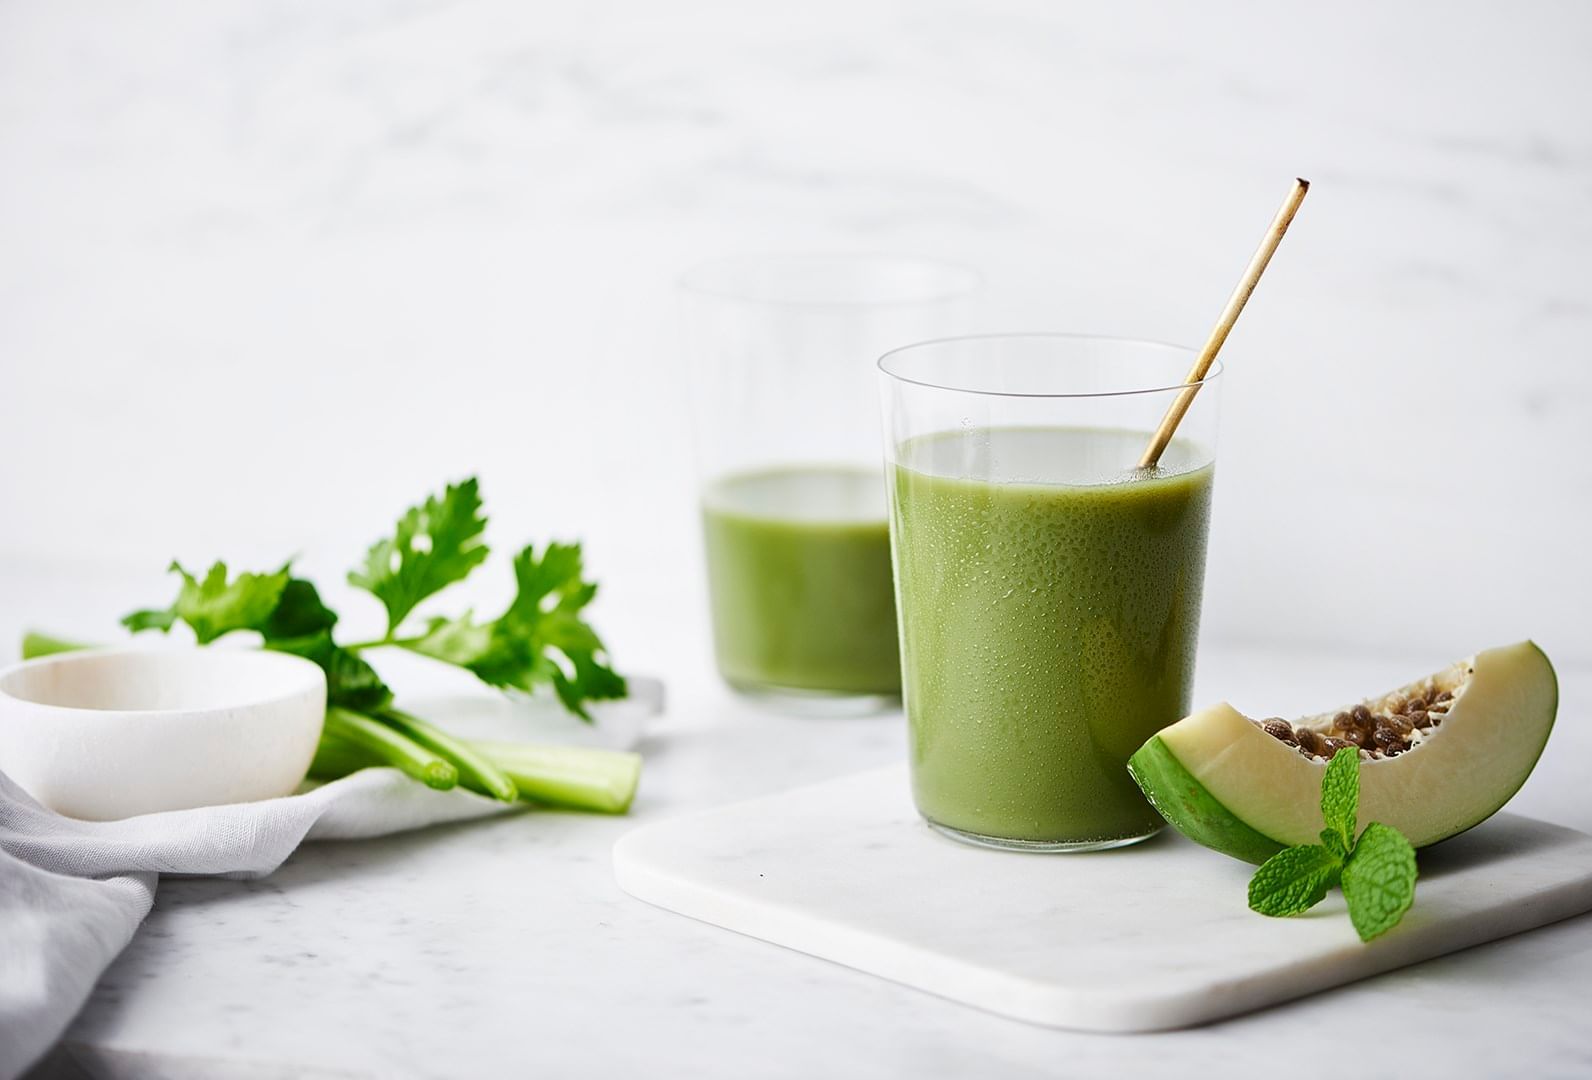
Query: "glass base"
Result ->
[[726, 678, 899, 718], [925, 817, 1163, 853]]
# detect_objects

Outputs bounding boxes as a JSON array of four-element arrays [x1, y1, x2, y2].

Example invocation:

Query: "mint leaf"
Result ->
[[406, 541, 625, 720], [1245, 742, 1420, 941], [1320, 746, 1359, 854], [1248, 844, 1343, 917], [1341, 822, 1418, 941], [123, 561, 289, 644], [349, 478, 489, 634], [1320, 828, 1351, 862]]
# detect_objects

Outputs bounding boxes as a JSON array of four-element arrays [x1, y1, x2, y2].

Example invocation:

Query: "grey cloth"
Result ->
[[0, 768, 504, 1079]]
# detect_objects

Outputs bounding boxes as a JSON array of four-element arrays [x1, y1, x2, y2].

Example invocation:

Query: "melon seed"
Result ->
[[1261, 719, 1297, 744], [1372, 728, 1409, 754], [1257, 682, 1455, 763], [1343, 710, 1376, 737], [1321, 735, 1357, 755]]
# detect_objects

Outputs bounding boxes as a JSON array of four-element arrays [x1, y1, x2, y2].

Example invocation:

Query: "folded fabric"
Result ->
[[0, 768, 507, 1079]]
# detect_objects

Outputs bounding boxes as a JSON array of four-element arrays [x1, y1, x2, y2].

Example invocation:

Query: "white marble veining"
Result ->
[[615, 767, 1592, 1032]]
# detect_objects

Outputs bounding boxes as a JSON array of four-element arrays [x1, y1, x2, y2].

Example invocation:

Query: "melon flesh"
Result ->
[[1128, 641, 1557, 864]]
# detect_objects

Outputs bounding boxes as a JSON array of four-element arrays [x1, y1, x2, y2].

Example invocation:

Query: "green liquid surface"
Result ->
[[703, 466, 901, 696], [892, 427, 1215, 844]]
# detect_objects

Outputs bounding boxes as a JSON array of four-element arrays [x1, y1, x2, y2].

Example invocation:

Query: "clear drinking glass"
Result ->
[[878, 334, 1222, 850], [683, 254, 979, 713]]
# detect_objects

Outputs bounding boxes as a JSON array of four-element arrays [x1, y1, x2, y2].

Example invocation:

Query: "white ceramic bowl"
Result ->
[[0, 648, 327, 820]]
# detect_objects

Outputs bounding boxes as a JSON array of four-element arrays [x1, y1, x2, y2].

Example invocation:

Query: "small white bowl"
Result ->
[[0, 648, 327, 820]]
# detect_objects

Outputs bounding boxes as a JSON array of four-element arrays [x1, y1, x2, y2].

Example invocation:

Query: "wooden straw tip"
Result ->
[[1295, 177, 1311, 190]]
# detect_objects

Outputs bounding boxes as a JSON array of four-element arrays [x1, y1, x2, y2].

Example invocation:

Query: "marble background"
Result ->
[[2, 1, 1590, 674]]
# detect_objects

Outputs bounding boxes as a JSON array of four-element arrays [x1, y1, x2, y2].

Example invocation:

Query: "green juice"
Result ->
[[891, 427, 1214, 846], [703, 466, 901, 696]]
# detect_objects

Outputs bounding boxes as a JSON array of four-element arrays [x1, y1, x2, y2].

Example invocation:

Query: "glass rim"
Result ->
[[678, 252, 983, 309], [876, 331, 1223, 399]]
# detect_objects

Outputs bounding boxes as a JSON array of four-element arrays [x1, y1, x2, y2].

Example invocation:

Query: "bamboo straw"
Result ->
[[1138, 178, 1310, 468]]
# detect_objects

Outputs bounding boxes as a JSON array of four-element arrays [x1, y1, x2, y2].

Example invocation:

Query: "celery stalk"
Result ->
[[21, 631, 91, 659], [380, 708, 518, 803], [472, 740, 641, 814], [313, 707, 459, 790]]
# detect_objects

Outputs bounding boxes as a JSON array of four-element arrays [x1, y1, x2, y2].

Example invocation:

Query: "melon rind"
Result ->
[[1128, 641, 1558, 864], [1127, 735, 1288, 864]]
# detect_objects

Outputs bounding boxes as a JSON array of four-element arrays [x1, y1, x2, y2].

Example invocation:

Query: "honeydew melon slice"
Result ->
[[1128, 641, 1558, 864]]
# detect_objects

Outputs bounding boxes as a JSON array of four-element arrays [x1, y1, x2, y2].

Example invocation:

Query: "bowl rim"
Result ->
[[0, 647, 328, 720]]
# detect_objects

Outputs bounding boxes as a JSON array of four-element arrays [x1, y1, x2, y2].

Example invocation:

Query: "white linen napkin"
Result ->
[[0, 767, 507, 1080]]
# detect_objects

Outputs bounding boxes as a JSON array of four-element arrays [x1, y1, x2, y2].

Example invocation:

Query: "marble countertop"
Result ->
[[30, 633, 1592, 1080]]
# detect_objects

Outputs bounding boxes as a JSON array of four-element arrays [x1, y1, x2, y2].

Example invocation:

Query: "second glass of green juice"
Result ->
[[682, 254, 978, 713], [879, 334, 1221, 850]]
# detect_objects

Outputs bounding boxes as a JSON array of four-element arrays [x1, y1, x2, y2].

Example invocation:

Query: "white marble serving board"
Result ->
[[613, 764, 1592, 1033]]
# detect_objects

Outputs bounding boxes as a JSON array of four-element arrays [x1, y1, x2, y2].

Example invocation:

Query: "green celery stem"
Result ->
[[379, 708, 520, 803], [317, 707, 458, 790], [21, 631, 91, 659], [472, 740, 642, 814]]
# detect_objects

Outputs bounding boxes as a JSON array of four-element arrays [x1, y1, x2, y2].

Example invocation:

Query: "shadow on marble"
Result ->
[[1416, 813, 1586, 881]]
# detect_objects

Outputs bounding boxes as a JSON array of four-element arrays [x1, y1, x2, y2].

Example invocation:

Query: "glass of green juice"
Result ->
[[682, 254, 978, 713], [878, 333, 1221, 850]]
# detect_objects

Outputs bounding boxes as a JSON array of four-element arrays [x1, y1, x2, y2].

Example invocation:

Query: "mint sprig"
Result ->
[[1247, 747, 1418, 941]]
